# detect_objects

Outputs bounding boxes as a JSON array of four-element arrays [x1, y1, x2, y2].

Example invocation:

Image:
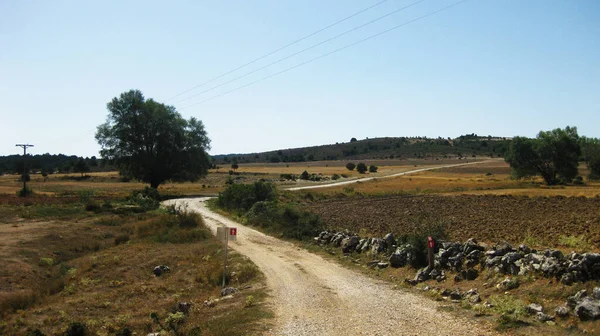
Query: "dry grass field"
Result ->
[[308, 160, 600, 197], [0, 196, 271, 335]]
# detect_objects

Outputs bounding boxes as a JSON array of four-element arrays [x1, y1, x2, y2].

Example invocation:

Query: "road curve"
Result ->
[[164, 198, 496, 336], [286, 159, 496, 191]]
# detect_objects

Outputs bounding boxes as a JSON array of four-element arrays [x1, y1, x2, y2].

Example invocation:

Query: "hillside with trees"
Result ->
[[213, 134, 511, 164]]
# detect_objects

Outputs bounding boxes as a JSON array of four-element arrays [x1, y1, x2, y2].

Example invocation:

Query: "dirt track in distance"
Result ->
[[165, 198, 497, 336]]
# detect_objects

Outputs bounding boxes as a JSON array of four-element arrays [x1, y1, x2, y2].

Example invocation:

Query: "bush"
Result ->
[[331, 174, 340, 180], [573, 175, 584, 185], [217, 181, 277, 212], [345, 163, 356, 171], [39, 257, 54, 267], [114, 234, 130, 245], [129, 187, 161, 210], [17, 186, 34, 197], [299, 171, 310, 180], [356, 163, 368, 174], [65, 322, 87, 336], [246, 202, 323, 240], [397, 217, 448, 268], [244, 295, 256, 308], [369, 165, 378, 173]]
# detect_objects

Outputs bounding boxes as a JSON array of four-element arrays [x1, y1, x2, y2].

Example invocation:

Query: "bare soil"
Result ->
[[303, 195, 600, 250]]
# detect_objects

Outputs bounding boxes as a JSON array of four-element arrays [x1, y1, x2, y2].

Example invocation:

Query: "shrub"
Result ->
[[573, 175, 584, 185], [345, 163, 356, 171], [331, 174, 340, 180], [65, 322, 87, 336], [39, 257, 55, 267], [0, 290, 39, 314], [135, 214, 209, 244], [217, 181, 276, 212], [17, 186, 34, 197], [299, 171, 310, 180], [114, 234, 130, 245], [246, 202, 323, 239], [356, 163, 368, 174], [244, 295, 256, 308], [397, 217, 448, 268], [369, 165, 378, 173], [236, 263, 260, 284], [129, 187, 161, 210]]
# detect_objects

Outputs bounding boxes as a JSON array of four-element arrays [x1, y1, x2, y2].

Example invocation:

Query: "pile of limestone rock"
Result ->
[[314, 230, 600, 321]]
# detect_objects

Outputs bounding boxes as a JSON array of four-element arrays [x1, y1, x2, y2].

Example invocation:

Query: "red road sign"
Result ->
[[427, 236, 435, 248], [230, 228, 237, 236]]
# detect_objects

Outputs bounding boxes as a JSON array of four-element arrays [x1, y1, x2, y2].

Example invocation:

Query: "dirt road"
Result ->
[[285, 159, 497, 191], [165, 198, 495, 335]]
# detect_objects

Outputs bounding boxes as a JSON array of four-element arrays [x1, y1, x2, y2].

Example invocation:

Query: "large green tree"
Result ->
[[96, 90, 211, 188], [581, 137, 600, 179], [505, 126, 580, 185]]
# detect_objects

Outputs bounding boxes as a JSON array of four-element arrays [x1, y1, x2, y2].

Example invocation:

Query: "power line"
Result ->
[[164, 0, 392, 102], [180, 0, 469, 110], [175, 0, 427, 104]]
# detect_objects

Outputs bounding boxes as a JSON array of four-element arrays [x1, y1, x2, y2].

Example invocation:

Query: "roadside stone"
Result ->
[[574, 298, 600, 321], [537, 312, 555, 322], [377, 262, 389, 269], [568, 290, 588, 308], [153, 265, 170, 276], [449, 289, 462, 301], [383, 233, 395, 248], [342, 236, 360, 254], [389, 245, 415, 268], [526, 303, 543, 314], [555, 306, 570, 318], [221, 287, 238, 296], [593, 287, 600, 300]]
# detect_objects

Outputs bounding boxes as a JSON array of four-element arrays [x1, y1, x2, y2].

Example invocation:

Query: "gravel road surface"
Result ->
[[165, 198, 496, 336]]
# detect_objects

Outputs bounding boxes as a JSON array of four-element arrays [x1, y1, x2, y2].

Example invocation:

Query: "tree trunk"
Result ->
[[150, 181, 159, 189]]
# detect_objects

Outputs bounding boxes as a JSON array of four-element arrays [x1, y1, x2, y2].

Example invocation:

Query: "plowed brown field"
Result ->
[[304, 195, 600, 250]]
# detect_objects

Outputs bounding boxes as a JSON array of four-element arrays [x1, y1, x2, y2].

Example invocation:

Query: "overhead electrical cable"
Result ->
[[180, 0, 469, 110], [164, 0, 393, 102], [175, 0, 427, 104]]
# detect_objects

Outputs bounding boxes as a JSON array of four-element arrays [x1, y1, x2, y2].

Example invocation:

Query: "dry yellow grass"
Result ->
[[311, 161, 600, 197]]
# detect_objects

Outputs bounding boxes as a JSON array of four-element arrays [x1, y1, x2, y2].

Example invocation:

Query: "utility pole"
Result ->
[[15, 144, 34, 194]]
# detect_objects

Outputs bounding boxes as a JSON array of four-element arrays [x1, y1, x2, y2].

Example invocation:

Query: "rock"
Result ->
[[469, 294, 482, 303], [383, 233, 395, 248], [560, 272, 575, 285], [177, 302, 192, 313], [153, 265, 170, 276], [497, 277, 519, 290], [414, 267, 431, 283], [449, 290, 462, 300], [367, 260, 380, 268], [342, 236, 360, 253], [544, 249, 564, 260], [204, 299, 216, 307], [221, 287, 238, 296], [526, 303, 544, 314], [574, 298, 600, 321], [594, 287, 600, 300], [540, 258, 563, 276], [537, 312, 555, 322], [486, 243, 514, 257], [370, 238, 386, 254], [377, 262, 389, 269], [465, 268, 479, 280], [389, 245, 415, 268], [568, 290, 588, 308], [518, 244, 531, 254], [555, 306, 570, 318]]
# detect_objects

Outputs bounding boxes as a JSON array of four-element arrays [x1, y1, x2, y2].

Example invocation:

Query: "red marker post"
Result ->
[[427, 236, 435, 269], [222, 227, 238, 288]]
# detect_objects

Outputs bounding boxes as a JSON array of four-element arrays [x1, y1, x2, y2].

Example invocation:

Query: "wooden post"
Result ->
[[427, 236, 435, 269], [15, 144, 34, 194]]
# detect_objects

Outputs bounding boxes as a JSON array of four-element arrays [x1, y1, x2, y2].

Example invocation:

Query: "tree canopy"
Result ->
[[504, 126, 580, 185], [356, 162, 368, 174], [581, 137, 600, 180], [96, 90, 211, 188]]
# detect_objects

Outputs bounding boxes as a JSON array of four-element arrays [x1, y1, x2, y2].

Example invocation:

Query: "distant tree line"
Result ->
[[0, 154, 114, 176], [213, 134, 511, 165]]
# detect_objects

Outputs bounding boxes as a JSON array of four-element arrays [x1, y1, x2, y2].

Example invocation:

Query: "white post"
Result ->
[[222, 227, 229, 288]]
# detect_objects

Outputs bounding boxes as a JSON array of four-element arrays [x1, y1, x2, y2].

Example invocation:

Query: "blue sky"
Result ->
[[1, 0, 598, 157]]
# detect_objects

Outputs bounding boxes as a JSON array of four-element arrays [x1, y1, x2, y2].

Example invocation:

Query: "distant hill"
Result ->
[[212, 134, 511, 164]]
